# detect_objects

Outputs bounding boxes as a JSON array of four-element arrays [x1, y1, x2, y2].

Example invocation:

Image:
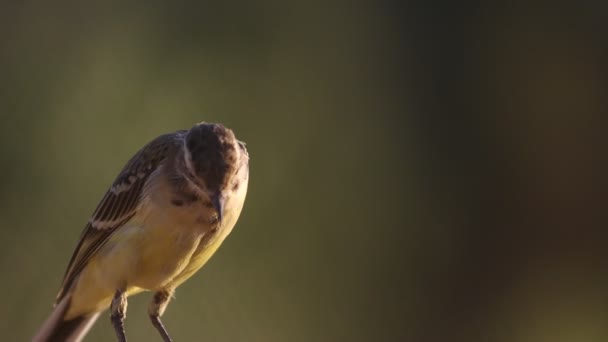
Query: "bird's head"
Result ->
[[183, 122, 247, 223]]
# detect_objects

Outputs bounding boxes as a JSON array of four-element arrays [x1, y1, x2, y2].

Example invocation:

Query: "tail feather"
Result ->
[[33, 295, 100, 342]]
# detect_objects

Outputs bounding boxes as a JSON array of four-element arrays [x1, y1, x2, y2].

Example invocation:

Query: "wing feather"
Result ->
[[55, 131, 186, 302]]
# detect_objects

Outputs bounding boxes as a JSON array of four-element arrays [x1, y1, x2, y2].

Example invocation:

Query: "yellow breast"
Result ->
[[65, 171, 248, 319]]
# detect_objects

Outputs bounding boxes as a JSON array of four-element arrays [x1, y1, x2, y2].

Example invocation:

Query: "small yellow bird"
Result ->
[[34, 122, 249, 342]]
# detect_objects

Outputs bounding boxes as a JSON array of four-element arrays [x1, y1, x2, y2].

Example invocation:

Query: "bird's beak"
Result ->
[[211, 192, 225, 225]]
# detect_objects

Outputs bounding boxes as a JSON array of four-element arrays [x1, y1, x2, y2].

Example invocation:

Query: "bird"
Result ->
[[33, 122, 249, 342]]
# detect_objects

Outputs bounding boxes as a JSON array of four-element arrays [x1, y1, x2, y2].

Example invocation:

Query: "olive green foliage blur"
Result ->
[[0, 2, 408, 341]]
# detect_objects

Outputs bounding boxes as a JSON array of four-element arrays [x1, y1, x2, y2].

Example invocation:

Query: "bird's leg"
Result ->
[[149, 289, 174, 342], [111, 289, 128, 342]]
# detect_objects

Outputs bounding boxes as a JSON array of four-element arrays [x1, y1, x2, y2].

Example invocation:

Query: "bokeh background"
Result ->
[[0, 1, 606, 341]]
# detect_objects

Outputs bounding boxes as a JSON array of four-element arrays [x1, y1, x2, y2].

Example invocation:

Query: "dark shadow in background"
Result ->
[[409, 1, 608, 341]]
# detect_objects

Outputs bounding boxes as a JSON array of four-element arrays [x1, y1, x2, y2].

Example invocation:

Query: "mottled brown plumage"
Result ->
[[35, 122, 249, 342], [56, 133, 186, 303], [185, 123, 239, 191]]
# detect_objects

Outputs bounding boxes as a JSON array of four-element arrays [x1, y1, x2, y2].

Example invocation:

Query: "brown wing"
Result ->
[[55, 131, 186, 302]]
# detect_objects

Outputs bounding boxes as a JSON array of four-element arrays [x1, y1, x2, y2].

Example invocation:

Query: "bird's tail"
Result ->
[[33, 294, 100, 342]]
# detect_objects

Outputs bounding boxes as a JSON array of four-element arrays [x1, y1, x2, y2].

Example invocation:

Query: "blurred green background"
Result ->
[[0, 1, 606, 342]]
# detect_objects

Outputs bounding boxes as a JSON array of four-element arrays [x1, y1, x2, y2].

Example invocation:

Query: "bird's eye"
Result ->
[[186, 193, 198, 203], [187, 138, 197, 151], [171, 199, 184, 207]]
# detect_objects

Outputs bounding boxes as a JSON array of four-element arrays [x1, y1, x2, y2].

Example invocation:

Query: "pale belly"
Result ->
[[65, 203, 240, 319], [64, 170, 247, 320], [66, 210, 212, 319]]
